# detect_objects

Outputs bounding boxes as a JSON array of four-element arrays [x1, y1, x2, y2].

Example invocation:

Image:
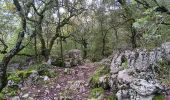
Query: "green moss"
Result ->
[[107, 94, 116, 100], [0, 93, 4, 100], [17, 70, 33, 79], [87, 98, 97, 100], [29, 63, 48, 70], [121, 60, 128, 69], [5, 70, 34, 96], [90, 87, 104, 98], [7, 73, 21, 84], [7, 70, 34, 84], [153, 95, 164, 100], [38, 68, 57, 78], [1, 86, 19, 96], [29, 63, 58, 78], [158, 60, 170, 84], [89, 65, 110, 88], [51, 59, 65, 67]]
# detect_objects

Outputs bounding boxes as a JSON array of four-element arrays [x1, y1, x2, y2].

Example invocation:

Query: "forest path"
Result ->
[[20, 63, 99, 100]]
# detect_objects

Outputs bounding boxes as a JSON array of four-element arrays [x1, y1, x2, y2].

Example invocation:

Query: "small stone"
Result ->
[[22, 93, 29, 98], [54, 97, 58, 100], [44, 76, 50, 81], [45, 89, 50, 94], [11, 96, 20, 100], [28, 97, 34, 100], [56, 84, 61, 89], [79, 86, 85, 92]]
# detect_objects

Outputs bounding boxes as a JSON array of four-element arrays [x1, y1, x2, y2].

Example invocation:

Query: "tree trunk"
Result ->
[[82, 40, 88, 59], [131, 25, 137, 49], [0, 0, 28, 92], [0, 57, 10, 91], [102, 33, 107, 56], [34, 34, 38, 62], [41, 48, 50, 61]]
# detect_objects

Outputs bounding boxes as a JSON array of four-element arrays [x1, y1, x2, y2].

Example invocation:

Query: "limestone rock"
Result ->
[[109, 42, 170, 100], [11, 96, 20, 100], [64, 49, 83, 67]]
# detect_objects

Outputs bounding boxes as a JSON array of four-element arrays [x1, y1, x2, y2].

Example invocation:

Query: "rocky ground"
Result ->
[[5, 63, 111, 100]]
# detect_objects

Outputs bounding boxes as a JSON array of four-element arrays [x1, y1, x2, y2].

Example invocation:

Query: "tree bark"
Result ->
[[131, 25, 137, 49], [102, 32, 107, 56], [0, 57, 10, 91], [0, 0, 28, 91], [82, 40, 88, 59]]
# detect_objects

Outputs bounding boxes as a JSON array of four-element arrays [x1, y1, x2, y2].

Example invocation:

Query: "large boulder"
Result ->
[[110, 42, 170, 100], [64, 49, 83, 67]]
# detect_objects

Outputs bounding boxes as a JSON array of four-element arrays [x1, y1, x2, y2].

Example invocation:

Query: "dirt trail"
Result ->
[[19, 63, 97, 100]]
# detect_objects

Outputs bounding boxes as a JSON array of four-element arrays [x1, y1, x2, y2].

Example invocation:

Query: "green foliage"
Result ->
[[121, 60, 128, 69], [29, 63, 58, 78], [38, 68, 57, 78], [158, 60, 170, 86], [7, 70, 34, 84], [153, 95, 164, 100], [90, 87, 104, 98], [107, 94, 117, 100], [1, 86, 19, 96], [7, 73, 21, 84], [89, 65, 110, 88], [51, 58, 65, 67], [87, 98, 97, 100], [17, 70, 33, 79], [133, 16, 149, 29], [0, 93, 4, 100]]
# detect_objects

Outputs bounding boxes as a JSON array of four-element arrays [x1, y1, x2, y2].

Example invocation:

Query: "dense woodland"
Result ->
[[0, 0, 170, 100]]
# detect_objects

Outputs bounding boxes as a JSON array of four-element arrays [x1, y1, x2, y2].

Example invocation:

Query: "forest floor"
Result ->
[[12, 63, 111, 100]]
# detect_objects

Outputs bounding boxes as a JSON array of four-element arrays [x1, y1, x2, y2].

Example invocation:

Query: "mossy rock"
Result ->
[[17, 70, 33, 79], [1, 86, 19, 96], [89, 65, 110, 89], [38, 69, 57, 78], [51, 58, 65, 67], [158, 60, 170, 87], [107, 94, 117, 100], [153, 95, 164, 100], [29, 63, 51, 70], [90, 87, 104, 99], [87, 98, 97, 100], [7, 69, 35, 84], [29, 63, 58, 78], [7, 73, 21, 84], [0, 93, 4, 100]]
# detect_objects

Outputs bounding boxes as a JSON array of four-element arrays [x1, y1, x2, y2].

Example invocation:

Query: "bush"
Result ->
[[29, 63, 58, 78], [90, 87, 104, 99], [153, 95, 164, 100], [0, 93, 4, 100], [89, 65, 110, 88], [1, 86, 20, 96], [158, 60, 170, 85], [107, 94, 117, 100]]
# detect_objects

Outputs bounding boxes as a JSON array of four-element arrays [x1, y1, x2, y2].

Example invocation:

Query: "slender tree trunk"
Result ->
[[82, 40, 88, 59], [118, 0, 137, 49], [102, 33, 107, 56], [0, 0, 28, 91], [0, 57, 10, 91], [34, 34, 38, 62], [131, 25, 137, 49], [60, 36, 64, 67], [114, 27, 119, 49]]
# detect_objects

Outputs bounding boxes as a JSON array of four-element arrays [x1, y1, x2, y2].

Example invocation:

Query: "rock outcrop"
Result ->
[[51, 49, 83, 67], [110, 42, 170, 100], [64, 49, 83, 67]]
